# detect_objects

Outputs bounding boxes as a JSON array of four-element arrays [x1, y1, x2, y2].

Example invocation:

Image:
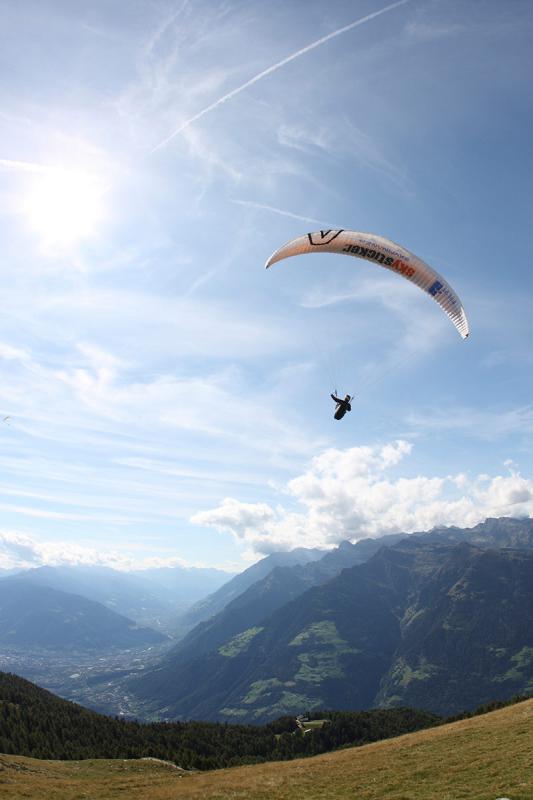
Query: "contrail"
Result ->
[[231, 199, 327, 227], [150, 0, 409, 153]]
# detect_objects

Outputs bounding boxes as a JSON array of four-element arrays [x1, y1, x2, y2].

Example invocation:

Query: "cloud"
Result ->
[[407, 405, 533, 441], [405, 20, 465, 41], [277, 119, 410, 189], [476, 473, 533, 508], [0, 158, 51, 174], [231, 199, 327, 227], [6, 284, 297, 361], [0, 527, 232, 572], [192, 498, 276, 540], [0, 531, 41, 566], [150, 0, 410, 152], [299, 273, 448, 390], [0, 342, 31, 363], [141, 1, 191, 61], [50, 355, 320, 457], [0, 331, 327, 543], [191, 440, 533, 555]]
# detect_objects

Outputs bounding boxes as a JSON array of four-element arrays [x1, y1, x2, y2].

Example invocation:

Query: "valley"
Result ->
[[0, 643, 172, 718]]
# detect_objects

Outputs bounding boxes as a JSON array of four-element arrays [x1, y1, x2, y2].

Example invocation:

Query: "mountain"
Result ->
[[174, 546, 325, 635], [173, 517, 533, 641], [131, 565, 233, 606], [5, 566, 175, 630], [2, 564, 233, 633], [376, 541, 533, 714], [0, 568, 22, 578], [0, 580, 168, 649], [419, 516, 533, 549], [132, 535, 533, 722], [167, 534, 408, 664]]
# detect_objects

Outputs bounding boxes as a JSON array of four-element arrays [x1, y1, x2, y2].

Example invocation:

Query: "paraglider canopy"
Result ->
[[266, 229, 469, 340]]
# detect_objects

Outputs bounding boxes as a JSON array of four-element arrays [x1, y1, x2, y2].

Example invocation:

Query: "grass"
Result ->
[[218, 627, 264, 657], [298, 717, 330, 733], [0, 699, 531, 799]]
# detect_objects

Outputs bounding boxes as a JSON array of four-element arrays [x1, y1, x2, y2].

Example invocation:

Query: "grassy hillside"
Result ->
[[1, 698, 531, 799], [0, 671, 437, 767]]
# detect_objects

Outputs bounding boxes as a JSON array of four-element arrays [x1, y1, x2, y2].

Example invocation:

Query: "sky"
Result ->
[[1, 0, 532, 572]]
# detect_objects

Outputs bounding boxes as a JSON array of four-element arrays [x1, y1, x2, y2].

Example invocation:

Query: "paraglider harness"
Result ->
[[331, 392, 352, 420]]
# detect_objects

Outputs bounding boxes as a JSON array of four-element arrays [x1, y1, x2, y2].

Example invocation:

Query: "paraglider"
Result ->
[[265, 229, 469, 339], [266, 229, 469, 418]]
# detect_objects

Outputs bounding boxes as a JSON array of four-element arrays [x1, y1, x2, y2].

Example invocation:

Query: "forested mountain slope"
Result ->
[[133, 537, 533, 721]]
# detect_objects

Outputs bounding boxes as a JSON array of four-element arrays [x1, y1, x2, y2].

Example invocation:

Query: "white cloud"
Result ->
[[35, 340, 316, 451], [0, 528, 231, 572], [476, 474, 533, 508], [0, 158, 51, 174], [191, 440, 533, 555], [0, 333, 326, 542], [0, 531, 41, 566], [192, 498, 276, 539], [0, 530, 116, 569], [0, 342, 31, 363]]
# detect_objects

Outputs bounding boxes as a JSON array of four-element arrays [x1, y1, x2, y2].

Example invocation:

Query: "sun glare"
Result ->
[[24, 169, 105, 247]]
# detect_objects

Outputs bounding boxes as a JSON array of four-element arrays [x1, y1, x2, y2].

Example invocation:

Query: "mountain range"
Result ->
[[0, 580, 168, 649], [168, 535, 407, 664], [130, 518, 533, 722], [174, 546, 326, 636], [1, 517, 532, 721], [0, 563, 234, 635]]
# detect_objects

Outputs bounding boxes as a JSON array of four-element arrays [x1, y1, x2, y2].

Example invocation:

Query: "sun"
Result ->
[[24, 168, 105, 247]]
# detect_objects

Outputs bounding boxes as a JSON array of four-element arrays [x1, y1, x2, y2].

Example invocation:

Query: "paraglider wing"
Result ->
[[265, 230, 469, 339]]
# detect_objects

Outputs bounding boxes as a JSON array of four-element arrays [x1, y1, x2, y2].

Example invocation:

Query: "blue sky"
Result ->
[[1, 0, 532, 571]]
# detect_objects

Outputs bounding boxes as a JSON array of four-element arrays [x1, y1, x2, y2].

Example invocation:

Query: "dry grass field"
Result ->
[[1, 699, 531, 800]]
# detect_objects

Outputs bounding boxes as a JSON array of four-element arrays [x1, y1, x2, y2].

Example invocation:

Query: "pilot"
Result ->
[[331, 393, 352, 421]]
